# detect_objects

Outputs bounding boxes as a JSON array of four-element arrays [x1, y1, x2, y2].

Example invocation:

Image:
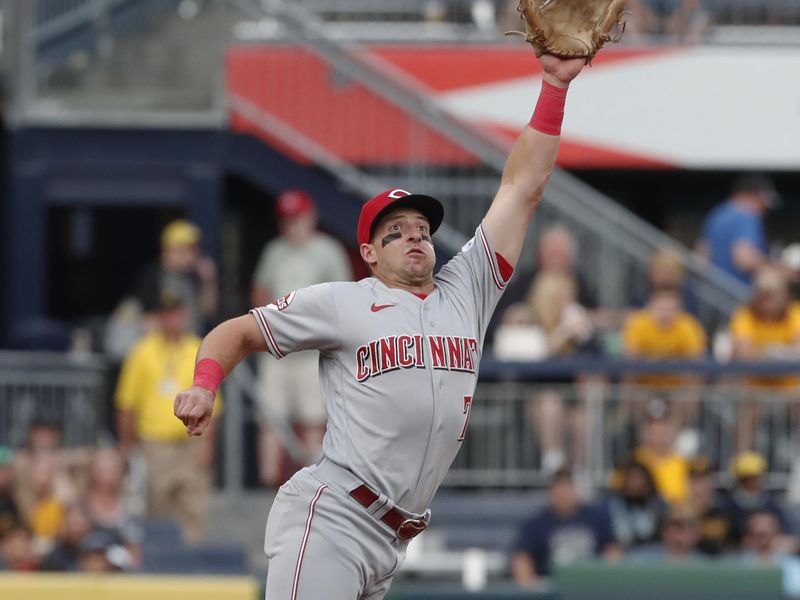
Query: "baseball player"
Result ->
[[175, 53, 585, 599]]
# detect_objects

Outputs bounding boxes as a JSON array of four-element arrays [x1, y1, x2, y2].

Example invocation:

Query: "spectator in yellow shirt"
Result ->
[[26, 454, 65, 558], [623, 288, 706, 428], [730, 267, 800, 451], [116, 289, 220, 543], [731, 267, 800, 388], [633, 401, 689, 506], [623, 288, 707, 386]]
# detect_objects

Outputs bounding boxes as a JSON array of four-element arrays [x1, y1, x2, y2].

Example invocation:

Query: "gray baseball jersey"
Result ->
[[250, 222, 510, 514]]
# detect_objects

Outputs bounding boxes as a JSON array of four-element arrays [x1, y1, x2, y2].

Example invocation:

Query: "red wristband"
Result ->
[[529, 80, 568, 136], [193, 358, 224, 394]]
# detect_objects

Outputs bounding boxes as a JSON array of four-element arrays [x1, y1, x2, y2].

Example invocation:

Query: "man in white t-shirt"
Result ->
[[251, 190, 353, 485]]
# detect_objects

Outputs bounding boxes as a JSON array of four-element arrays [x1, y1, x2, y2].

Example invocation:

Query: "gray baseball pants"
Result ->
[[264, 461, 411, 599]]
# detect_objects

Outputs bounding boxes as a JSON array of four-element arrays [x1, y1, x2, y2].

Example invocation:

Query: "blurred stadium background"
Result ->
[[1, 0, 800, 598]]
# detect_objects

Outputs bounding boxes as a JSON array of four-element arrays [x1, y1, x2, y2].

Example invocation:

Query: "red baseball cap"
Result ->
[[357, 189, 444, 246], [276, 190, 315, 219]]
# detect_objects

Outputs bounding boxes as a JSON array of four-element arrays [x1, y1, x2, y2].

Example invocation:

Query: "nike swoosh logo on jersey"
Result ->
[[371, 303, 396, 313]]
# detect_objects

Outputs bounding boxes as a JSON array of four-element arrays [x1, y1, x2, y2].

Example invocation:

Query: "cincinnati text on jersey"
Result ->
[[355, 335, 479, 382]]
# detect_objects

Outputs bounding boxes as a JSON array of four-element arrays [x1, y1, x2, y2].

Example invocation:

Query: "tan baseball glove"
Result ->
[[507, 0, 629, 63]]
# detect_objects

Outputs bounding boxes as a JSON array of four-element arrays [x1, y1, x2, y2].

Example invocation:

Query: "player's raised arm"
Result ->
[[483, 55, 586, 267], [173, 315, 267, 436]]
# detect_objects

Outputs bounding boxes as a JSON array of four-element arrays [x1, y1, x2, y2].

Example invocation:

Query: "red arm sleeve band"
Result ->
[[529, 81, 568, 136], [193, 358, 224, 394]]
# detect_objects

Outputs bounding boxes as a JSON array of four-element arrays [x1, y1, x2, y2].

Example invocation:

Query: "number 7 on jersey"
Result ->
[[458, 395, 473, 442]]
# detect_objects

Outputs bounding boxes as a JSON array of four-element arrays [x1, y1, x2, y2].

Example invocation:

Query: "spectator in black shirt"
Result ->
[[512, 469, 620, 588], [606, 461, 667, 548], [683, 457, 731, 555], [720, 452, 794, 550]]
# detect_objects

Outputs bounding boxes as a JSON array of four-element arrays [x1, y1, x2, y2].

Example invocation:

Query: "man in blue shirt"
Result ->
[[512, 469, 620, 587], [697, 175, 779, 287]]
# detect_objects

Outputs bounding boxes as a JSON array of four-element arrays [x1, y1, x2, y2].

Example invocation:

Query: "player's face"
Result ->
[[362, 208, 435, 287]]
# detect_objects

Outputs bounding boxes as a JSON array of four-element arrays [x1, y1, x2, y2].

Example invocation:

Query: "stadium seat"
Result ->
[[429, 491, 546, 526], [438, 524, 518, 552], [426, 491, 547, 552], [141, 544, 250, 575], [140, 519, 185, 549]]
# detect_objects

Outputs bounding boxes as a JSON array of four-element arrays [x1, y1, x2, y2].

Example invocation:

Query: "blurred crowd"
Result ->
[[500, 0, 712, 44], [2, 173, 799, 586], [498, 171, 800, 585], [494, 174, 799, 469], [0, 425, 138, 573], [373, 0, 716, 44], [366, 0, 798, 42], [512, 447, 799, 588]]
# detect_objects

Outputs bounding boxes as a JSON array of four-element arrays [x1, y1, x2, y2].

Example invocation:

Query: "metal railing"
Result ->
[[0, 351, 109, 448], [34, 0, 132, 45], [293, 0, 800, 31], [221, 358, 312, 495], [4, 350, 800, 496], [8, 0, 232, 124], [294, 0, 800, 25], [449, 380, 800, 489]]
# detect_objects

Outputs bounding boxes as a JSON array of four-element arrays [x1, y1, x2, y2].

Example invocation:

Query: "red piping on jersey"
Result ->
[[251, 309, 285, 359], [291, 484, 327, 600], [496, 252, 514, 282], [478, 225, 511, 290]]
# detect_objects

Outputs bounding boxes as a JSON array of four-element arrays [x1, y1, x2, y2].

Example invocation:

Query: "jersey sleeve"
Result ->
[[249, 283, 338, 358], [436, 222, 514, 337]]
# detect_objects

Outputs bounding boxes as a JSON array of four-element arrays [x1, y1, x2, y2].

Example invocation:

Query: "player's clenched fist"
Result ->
[[174, 386, 215, 436]]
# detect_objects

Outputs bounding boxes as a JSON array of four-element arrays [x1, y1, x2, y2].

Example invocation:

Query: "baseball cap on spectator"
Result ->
[[662, 505, 698, 528], [276, 190, 315, 219], [688, 456, 713, 478], [732, 174, 781, 209], [142, 284, 188, 313], [161, 220, 201, 248], [156, 288, 187, 311], [357, 188, 444, 246], [732, 451, 766, 480], [80, 528, 133, 571]]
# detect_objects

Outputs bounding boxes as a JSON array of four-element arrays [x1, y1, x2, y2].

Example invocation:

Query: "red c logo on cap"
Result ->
[[388, 189, 411, 199]]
